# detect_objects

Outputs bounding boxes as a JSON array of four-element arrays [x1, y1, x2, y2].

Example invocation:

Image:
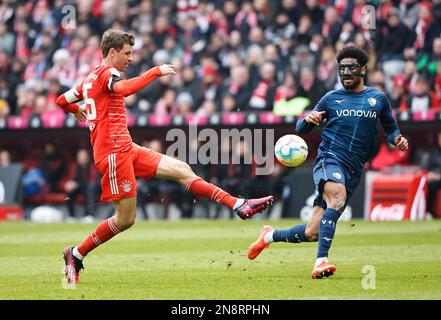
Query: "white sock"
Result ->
[[73, 246, 84, 261], [233, 198, 245, 210], [315, 257, 328, 267], [263, 230, 274, 244]]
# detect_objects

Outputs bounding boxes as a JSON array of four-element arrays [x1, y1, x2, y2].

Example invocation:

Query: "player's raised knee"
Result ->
[[328, 195, 346, 212]]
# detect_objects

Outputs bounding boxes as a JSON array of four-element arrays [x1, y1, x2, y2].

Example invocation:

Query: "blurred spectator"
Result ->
[[406, 76, 433, 112], [339, 21, 354, 43], [234, 1, 259, 41], [248, 61, 277, 111], [274, 71, 294, 104], [321, 6, 342, 46], [276, 0, 305, 27], [421, 131, 441, 217], [154, 88, 179, 116], [416, 37, 441, 79], [48, 49, 77, 88], [431, 61, 441, 110], [42, 142, 66, 193], [176, 91, 195, 116], [0, 23, 15, 55], [369, 69, 387, 92], [434, 0, 441, 23], [304, 0, 324, 27], [64, 149, 100, 223], [399, 0, 419, 29], [219, 30, 246, 70], [390, 75, 409, 111], [0, 51, 9, 77], [0, 2, 14, 29], [22, 166, 46, 198], [0, 77, 9, 101], [0, 98, 10, 119], [163, 35, 183, 62], [14, 19, 33, 61], [247, 25, 266, 48], [17, 87, 37, 118], [377, 7, 412, 62], [273, 71, 308, 116], [264, 11, 296, 47], [23, 49, 47, 86], [309, 33, 324, 56], [295, 14, 316, 46], [371, 141, 411, 171], [220, 64, 251, 110], [403, 60, 419, 93], [412, 1, 441, 57], [317, 45, 337, 91], [199, 63, 222, 105], [297, 66, 325, 108], [179, 65, 201, 104], [263, 43, 283, 78], [0, 149, 11, 167], [429, 37, 441, 66], [246, 44, 264, 89], [221, 93, 238, 112], [196, 99, 217, 117], [290, 45, 315, 78]]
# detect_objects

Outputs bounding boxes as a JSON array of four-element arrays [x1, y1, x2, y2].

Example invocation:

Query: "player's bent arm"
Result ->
[[56, 89, 82, 113], [385, 128, 401, 146], [379, 94, 401, 146], [113, 66, 163, 97], [295, 117, 316, 134]]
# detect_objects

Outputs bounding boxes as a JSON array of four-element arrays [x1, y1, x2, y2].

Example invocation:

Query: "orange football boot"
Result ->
[[311, 261, 336, 279], [247, 225, 274, 260]]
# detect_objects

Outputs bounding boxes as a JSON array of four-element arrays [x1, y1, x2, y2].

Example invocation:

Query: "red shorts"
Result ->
[[96, 143, 163, 202]]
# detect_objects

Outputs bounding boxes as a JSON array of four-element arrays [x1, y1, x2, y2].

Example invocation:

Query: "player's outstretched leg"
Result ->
[[155, 155, 274, 220]]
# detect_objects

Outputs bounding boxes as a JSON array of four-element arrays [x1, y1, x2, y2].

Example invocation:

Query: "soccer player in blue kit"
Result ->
[[247, 46, 409, 279]]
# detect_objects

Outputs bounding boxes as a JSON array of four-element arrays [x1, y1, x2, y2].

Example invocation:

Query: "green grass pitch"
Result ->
[[1, 219, 441, 300]]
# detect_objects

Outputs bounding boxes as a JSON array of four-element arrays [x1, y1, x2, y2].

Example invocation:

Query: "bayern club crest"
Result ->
[[368, 98, 377, 107], [121, 180, 132, 193]]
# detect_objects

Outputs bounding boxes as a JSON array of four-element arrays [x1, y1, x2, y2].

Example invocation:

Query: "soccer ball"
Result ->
[[274, 134, 308, 167]]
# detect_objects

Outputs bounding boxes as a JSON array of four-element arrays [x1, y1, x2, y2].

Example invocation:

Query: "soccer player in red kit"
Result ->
[[56, 29, 274, 284]]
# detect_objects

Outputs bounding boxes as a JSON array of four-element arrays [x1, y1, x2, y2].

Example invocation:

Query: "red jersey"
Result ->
[[57, 64, 162, 164], [78, 65, 132, 164]]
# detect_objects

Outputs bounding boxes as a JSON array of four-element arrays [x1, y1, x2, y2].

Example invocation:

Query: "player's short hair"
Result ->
[[101, 29, 135, 58], [336, 46, 369, 66]]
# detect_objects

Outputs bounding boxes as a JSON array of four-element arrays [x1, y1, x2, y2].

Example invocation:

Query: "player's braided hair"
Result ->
[[336, 46, 369, 66], [101, 29, 135, 58]]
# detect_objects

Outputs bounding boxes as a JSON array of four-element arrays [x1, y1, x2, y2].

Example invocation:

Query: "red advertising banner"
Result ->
[[368, 167, 428, 221]]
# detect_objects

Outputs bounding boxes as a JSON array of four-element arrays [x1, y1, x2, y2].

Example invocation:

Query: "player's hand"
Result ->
[[305, 111, 326, 126], [395, 134, 408, 151], [159, 64, 177, 76], [74, 105, 87, 122]]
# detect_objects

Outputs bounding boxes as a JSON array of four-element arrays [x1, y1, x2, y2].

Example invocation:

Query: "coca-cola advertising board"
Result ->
[[366, 167, 427, 221]]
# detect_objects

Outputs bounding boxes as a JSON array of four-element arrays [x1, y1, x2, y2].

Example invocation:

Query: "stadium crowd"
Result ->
[[1, 0, 440, 119], [0, 0, 440, 219]]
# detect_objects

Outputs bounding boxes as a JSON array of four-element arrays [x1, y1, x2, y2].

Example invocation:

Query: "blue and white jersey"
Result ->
[[296, 87, 401, 172]]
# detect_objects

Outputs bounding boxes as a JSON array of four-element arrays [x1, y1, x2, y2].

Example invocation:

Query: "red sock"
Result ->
[[186, 177, 238, 208], [77, 217, 121, 257]]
